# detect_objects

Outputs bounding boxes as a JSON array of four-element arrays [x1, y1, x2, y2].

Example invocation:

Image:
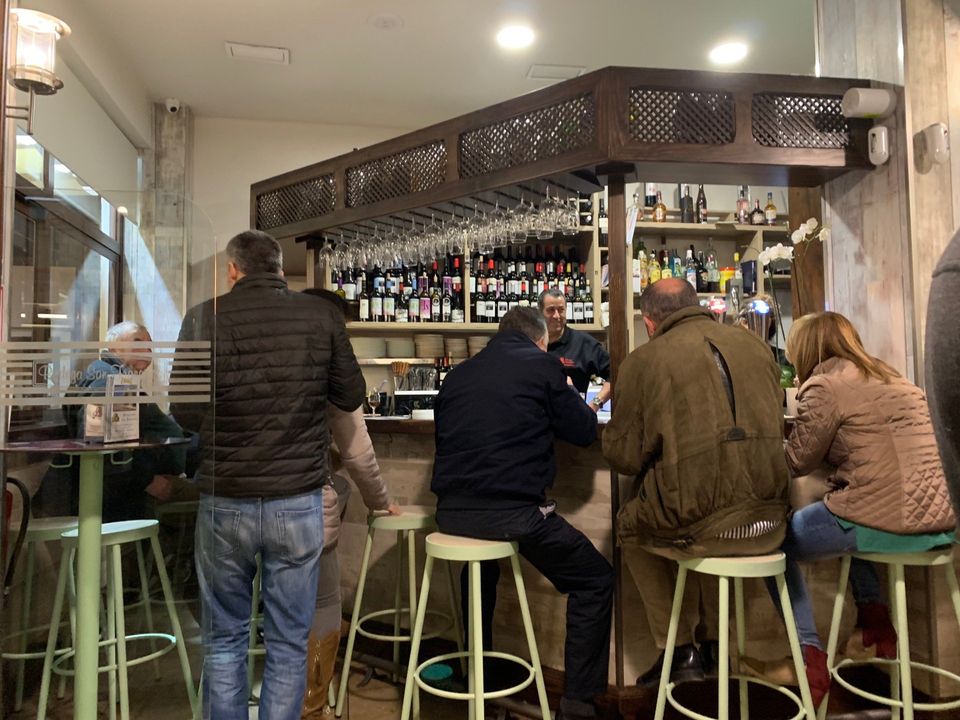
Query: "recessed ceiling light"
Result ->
[[709, 41, 748, 65], [496, 25, 535, 50]]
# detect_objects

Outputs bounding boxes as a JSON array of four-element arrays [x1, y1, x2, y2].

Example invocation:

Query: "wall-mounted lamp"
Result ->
[[5, 9, 71, 134]]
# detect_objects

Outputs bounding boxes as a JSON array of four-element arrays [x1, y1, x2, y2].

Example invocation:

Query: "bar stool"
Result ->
[[1, 516, 77, 712], [822, 548, 960, 720], [400, 532, 551, 720], [336, 509, 462, 718], [655, 553, 816, 720], [36, 519, 199, 720]]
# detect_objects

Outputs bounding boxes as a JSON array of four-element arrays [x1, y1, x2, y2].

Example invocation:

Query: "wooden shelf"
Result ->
[[356, 358, 435, 366], [348, 322, 605, 332], [767, 274, 792, 281], [634, 221, 790, 237]]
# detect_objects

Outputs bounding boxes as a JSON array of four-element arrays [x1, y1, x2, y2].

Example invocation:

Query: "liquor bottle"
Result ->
[[706, 243, 721, 293], [395, 283, 409, 323], [733, 252, 743, 282], [648, 251, 662, 284], [660, 251, 673, 279], [644, 183, 657, 207], [680, 185, 694, 223], [695, 184, 708, 224], [750, 199, 765, 226], [359, 284, 370, 322], [685, 249, 698, 289], [653, 191, 668, 223], [334, 272, 347, 300], [671, 249, 683, 279], [696, 250, 708, 293], [371, 285, 385, 322], [583, 282, 595, 324], [764, 192, 778, 225], [736, 186, 750, 224], [633, 242, 645, 294]]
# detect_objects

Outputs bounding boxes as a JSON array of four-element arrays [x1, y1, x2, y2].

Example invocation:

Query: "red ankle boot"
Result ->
[[857, 602, 898, 659], [802, 645, 830, 710]]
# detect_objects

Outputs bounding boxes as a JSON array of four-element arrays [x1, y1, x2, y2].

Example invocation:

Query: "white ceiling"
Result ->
[[62, 0, 816, 129]]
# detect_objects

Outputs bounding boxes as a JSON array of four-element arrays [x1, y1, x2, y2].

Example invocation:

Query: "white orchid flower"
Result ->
[[819, 228, 830, 243], [805, 218, 819, 233], [791, 228, 806, 245]]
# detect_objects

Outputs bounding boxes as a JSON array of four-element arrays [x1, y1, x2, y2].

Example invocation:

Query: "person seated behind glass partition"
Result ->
[[35, 321, 191, 522], [760, 311, 955, 709]]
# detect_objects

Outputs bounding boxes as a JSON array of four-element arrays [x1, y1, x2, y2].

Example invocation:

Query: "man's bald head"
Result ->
[[639, 278, 699, 331]]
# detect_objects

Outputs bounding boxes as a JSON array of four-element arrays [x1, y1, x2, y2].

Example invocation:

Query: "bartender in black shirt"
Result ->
[[539, 288, 612, 412]]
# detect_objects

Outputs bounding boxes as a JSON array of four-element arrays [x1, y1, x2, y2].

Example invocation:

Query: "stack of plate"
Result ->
[[351, 336, 386, 359], [414, 334, 445, 359], [386, 337, 415, 358], [445, 337, 468, 361], [467, 336, 490, 357]]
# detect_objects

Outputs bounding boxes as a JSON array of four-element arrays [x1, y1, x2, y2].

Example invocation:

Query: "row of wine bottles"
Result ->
[[589, 184, 780, 226]]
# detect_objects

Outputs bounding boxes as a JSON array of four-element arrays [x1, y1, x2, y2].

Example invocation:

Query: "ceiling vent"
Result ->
[[225, 42, 290, 65], [527, 64, 586, 81]]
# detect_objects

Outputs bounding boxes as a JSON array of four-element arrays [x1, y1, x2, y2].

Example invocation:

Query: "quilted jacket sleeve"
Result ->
[[326, 312, 365, 412], [785, 377, 842, 476]]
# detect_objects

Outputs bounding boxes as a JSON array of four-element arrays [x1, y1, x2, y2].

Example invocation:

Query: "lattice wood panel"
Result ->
[[459, 94, 595, 178], [256, 175, 335, 230], [346, 141, 447, 207], [752, 93, 849, 149], [628, 88, 735, 144]]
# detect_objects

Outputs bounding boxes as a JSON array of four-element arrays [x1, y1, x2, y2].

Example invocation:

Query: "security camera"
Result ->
[[164, 98, 181, 114]]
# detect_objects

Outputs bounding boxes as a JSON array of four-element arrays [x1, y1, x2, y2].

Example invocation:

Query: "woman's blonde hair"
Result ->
[[786, 311, 899, 383]]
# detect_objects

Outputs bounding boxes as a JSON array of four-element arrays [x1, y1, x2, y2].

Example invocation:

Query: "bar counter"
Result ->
[[334, 417, 960, 705]]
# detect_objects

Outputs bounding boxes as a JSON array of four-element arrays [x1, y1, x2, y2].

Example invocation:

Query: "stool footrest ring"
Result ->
[[356, 608, 454, 643], [49, 632, 177, 677], [414, 650, 535, 702], [666, 674, 806, 720], [832, 658, 960, 711]]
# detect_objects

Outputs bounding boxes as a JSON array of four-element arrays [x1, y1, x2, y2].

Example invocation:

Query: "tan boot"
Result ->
[[301, 630, 340, 718]]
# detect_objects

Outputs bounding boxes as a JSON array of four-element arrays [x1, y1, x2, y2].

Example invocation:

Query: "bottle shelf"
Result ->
[[356, 357, 435, 366], [634, 221, 789, 237], [348, 322, 606, 333]]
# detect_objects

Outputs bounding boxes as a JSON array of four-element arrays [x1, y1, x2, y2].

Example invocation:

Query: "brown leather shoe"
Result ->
[[302, 630, 340, 718]]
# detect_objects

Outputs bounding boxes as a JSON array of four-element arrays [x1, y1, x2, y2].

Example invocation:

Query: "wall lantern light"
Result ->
[[6, 8, 70, 134]]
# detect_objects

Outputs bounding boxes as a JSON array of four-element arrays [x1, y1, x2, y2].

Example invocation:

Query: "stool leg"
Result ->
[[889, 566, 901, 720], [393, 529, 403, 683], [776, 572, 816, 720], [111, 546, 131, 720], [469, 560, 485, 720], [510, 554, 551, 720], [717, 575, 729, 720], [892, 563, 913, 720], [944, 561, 960, 636], [106, 552, 118, 720], [135, 539, 161, 680], [11, 539, 35, 712], [61, 550, 78, 701], [149, 533, 199, 719], [406, 529, 420, 720], [400, 555, 434, 720], [36, 544, 70, 720], [336, 526, 376, 717], [654, 564, 688, 720], [734, 577, 747, 720], [444, 559, 466, 676], [819, 555, 851, 720], [247, 557, 262, 700]]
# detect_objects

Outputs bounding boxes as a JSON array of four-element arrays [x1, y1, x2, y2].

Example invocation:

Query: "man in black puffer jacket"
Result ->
[[172, 230, 363, 720]]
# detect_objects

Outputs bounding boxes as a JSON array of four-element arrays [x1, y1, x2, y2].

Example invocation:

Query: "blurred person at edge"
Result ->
[[603, 279, 789, 697], [763, 312, 955, 710], [926, 229, 960, 516], [299, 287, 400, 717], [171, 230, 364, 720]]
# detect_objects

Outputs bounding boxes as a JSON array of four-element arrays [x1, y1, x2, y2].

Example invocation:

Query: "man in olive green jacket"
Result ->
[[603, 278, 789, 687]]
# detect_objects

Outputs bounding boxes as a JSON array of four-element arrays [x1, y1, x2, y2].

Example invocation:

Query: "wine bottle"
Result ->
[[644, 183, 657, 208], [359, 285, 370, 322], [584, 282, 595, 324], [750, 199, 765, 226], [395, 284, 409, 323], [371, 286, 385, 322], [680, 185, 694, 223], [695, 184, 708, 224]]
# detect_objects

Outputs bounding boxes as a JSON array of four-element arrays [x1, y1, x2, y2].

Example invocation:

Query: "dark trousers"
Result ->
[[438, 505, 614, 702]]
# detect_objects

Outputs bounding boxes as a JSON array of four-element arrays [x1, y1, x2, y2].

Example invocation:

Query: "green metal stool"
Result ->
[[655, 553, 817, 720], [399, 532, 551, 720], [822, 548, 960, 720], [336, 508, 462, 718], [1, 516, 77, 712], [36, 519, 199, 720]]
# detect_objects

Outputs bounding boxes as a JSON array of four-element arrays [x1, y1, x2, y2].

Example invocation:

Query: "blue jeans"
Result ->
[[766, 502, 882, 650], [196, 490, 324, 720]]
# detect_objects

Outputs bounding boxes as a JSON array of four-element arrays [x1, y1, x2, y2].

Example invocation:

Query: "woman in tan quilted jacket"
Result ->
[[772, 311, 955, 709]]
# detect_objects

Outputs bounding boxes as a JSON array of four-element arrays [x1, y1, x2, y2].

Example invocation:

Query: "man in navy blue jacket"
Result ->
[[432, 307, 613, 720]]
